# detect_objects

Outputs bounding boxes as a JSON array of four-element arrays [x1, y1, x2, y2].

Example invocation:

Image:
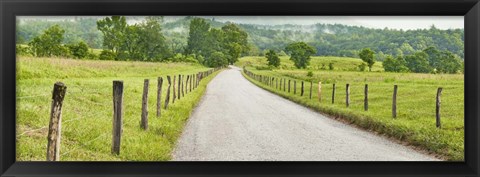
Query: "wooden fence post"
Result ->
[[46, 82, 67, 161], [288, 80, 291, 92], [301, 81, 304, 96], [189, 74, 192, 92], [141, 79, 149, 130], [346, 84, 350, 107], [173, 75, 176, 103], [436, 87, 443, 128], [280, 78, 282, 90], [332, 84, 336, 104], [157, 77, 163, 117], [165, 76, 171, 109], [181, 75, 185, 97], [283, 78, 286, 91], [112, 81, 123, 155], [309, 81, 313, 99], [178, 74, 181, 100], [364, 84, 368, 111], [294, 81, 297, 94], [392, 85, 398, 118], [318, 82, 322, 102]]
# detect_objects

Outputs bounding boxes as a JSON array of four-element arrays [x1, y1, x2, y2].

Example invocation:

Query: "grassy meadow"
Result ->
[[236, 56, 464, 161], [16, 57, 220, 161]]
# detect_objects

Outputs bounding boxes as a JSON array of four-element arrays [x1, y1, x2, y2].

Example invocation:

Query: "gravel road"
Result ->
[[173, 66, 439, 161]]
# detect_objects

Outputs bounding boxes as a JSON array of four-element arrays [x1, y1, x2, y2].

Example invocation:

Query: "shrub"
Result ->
[[307, 71, 314, 77], [358, 63, 367, 71], [66, 41, 89, 59], [16, 45, 32, 56], [328, 62, 335, 70], [99, 50, 116, 60]]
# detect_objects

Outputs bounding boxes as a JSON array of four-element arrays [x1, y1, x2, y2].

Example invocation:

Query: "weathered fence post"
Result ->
[[178, 74, 181, 100], [346, 84, 350, 107], [294, 81, 297, 94], [173, 75, 176, 103], [436, 87, 443, 128], [181, 75, 185, 97], [318, 82, 322, 102], [112, 81, 123, 155], [364, 84, 368, 111], [189, 74, 192, 92], [283, 78, 286, 91], [288, 80, 291, 92], [157, 77, 163, 117], [332, 84, 336, 104], [165, 76, 171, 109], [141, 79, 149, 130], [309, 81, 313, 99], [280, 78, 282, 90], [46, 82, 67, 161], [392, 85, 398, 118], [301, 81, 304, 96]]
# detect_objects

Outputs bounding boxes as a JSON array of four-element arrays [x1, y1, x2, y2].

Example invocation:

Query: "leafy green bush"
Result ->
[[16, 45, 32, 56], [307, 71, 314, 77], [28, 25, 65, 57], [358, 63, 367, 71], [328, 62, 335, 70], [99, 50, 116, 60], [66, 41, 89, 59]]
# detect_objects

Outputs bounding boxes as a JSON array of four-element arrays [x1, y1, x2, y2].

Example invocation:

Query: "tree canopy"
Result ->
[[359, 48, 376, 71], [265, 49, 280, 67], [285, 42, 317, 69]]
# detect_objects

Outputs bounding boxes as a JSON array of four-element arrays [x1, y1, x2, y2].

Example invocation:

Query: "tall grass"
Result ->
[[16, 57, 221, 161], [237, 56, 464, 161]]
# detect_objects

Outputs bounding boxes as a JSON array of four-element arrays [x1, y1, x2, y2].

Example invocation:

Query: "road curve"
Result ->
[[173, 66, 439, 161]]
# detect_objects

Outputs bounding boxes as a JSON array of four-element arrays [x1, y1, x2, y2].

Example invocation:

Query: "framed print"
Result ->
[[1, 0, 479, 176]]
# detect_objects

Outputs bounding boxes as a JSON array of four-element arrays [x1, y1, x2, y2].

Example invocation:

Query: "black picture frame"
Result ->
[[1, 0, 479, 176]]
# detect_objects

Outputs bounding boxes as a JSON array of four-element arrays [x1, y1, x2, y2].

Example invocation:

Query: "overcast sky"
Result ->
[[191, 16, 463, 30], [19, 16, 464, 30]]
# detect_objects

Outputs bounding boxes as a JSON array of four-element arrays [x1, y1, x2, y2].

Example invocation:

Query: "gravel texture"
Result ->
[[172, 66, 439, 161]]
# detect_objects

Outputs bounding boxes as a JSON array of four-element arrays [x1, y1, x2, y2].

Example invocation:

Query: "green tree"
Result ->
[[137, 17, 170, 61], [66, 41, 89, 59], [265, 49, 280, 67], [97, 16, 127, 59], [359, 48, 375, 71], [285, 42, 317, 69], [122, 25, 142, 60], [221, 23, 249, 64], [28, 25, 66, 57], [436, 51, 462, 74], [185, 18, 210, 58], [423, 46, 441, 70], [382, 55, 409, 72], [204, 51, 228, 67], [405, 51, 432, 73]]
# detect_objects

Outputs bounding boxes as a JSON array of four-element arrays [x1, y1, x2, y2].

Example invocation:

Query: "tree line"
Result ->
[[16, 16, 463, 74], [263, 43, 462, 74], [17, 16, 250, 68]]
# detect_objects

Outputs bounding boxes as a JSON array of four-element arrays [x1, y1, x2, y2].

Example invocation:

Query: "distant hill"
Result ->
[[17, 16, 464, 60]]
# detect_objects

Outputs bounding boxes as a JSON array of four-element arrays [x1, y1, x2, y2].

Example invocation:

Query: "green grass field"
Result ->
[[236, 56, 464, 161], [17, 57, 219, 161]]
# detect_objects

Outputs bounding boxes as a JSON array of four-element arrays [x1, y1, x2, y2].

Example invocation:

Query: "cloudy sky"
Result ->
[[19, 16, 464, 30], [193, 16, 463, 30]]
